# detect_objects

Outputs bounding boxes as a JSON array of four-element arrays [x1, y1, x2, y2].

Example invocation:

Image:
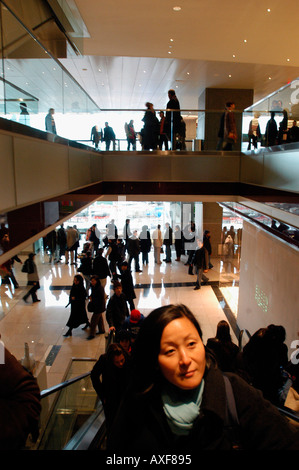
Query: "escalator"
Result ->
[[31, 336, 299, 451], [32, 358, 106, 450]]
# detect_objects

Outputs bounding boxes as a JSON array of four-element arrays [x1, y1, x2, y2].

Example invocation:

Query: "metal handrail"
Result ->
[[238, 329, 251, 350], [277, 404, 299, 424], [40, 371, 92, 398]]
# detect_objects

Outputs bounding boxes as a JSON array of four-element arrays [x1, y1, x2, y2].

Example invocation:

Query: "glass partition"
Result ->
[[242, 78, 299, 151], [0, 1, 100, 140]]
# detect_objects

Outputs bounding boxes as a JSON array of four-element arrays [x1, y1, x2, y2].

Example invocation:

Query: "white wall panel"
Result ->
[[237, 220, 299, 352], [13, 136, 69, 207]]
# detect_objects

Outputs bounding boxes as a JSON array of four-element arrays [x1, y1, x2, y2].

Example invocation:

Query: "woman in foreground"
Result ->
[[107, 304, 299, 450]]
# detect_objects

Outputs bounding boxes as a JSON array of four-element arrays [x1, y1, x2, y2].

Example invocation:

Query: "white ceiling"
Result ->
[[58, 0, 299, 110]]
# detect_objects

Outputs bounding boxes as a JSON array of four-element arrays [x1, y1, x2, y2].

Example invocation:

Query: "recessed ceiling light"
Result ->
[[268, 76, 272, 80], [168, 51, 172, 54], [173, 6, 181, 11], [229, 74, 232, 78], [170, 38, 174, 42], [244, 39, 247, 43], [232, 54, 236, 58], [287, 58, 290, 62], [267, 8, 271, 12], [187, 72, 190, 75], [98, 68, 102, 72]]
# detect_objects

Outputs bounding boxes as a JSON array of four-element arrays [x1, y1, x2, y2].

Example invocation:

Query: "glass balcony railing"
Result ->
[[242, 77, 299, 152], [2, 1, 299, 154]]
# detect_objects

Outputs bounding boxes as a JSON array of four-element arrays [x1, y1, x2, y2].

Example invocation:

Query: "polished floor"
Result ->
[[0, 244, 240, 391]]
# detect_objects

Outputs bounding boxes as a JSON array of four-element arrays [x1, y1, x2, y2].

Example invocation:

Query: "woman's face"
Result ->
[[90, 277, 97, 287], [158, 317, 206, 390], [113, 353, 125, 368]]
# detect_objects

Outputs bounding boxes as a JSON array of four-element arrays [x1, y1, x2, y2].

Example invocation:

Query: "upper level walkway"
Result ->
[[1, 117, 299, 215], [1, 117, 299, 262]]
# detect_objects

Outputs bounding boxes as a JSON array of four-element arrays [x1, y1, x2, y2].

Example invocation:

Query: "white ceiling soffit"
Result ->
[[60, 0, 299, 109]]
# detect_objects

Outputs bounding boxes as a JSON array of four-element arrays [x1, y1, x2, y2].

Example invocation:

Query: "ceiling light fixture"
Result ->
[[170, 38, 174, 42], [168, 51, 172, 54], [173, 6, 181, 11], [244, 39, 247, 43], [232, 54, 236, 58], [267, 8, 271, 12]]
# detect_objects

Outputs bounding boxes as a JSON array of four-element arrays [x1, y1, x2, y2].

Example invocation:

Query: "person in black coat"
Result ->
[[106, 281, 129, 333], [77, 247, 93, 294], [264, 111, 278, 147], [191, 239, 208, 290], [117, 262, 136, 311], [141, 102, 159, 150], [107, 304, 299, 451], [206, 320, 239, 372], [174, 225, 184, 261], [203, 229, 213, 270], [92, 248, 111, 288], [63, 274, 89, 337], [127, 231, 142, 272], [165, 89, 181, 149], [139, 225, 151, 265], [163, 223, 173, 263], [87, 275, 106, 340], [91, 343, 132, 429]]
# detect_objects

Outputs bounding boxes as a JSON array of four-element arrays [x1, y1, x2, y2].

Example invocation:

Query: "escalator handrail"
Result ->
[[238, 328, 251, 350], [277, 404, 299, 424], [40, 371, 91, 398]]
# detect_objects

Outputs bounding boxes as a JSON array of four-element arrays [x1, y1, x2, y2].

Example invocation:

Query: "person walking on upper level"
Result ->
[[141, 102, 159, 150], [125, 120, 136, 150], [223, 101, 237, 150], [90, 125, 102, 149], [264, 112, 278, 147], [45, 108, 57, 134], [103, 122, 116, 151], [165, 89, 181, 149], [158, 111, 169, 150]]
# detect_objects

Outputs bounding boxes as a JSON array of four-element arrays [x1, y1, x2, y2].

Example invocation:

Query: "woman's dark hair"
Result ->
[[106, 343, 126, 364], [131, 304, 203, 393], [28, 252, 35, 260], [74, 274, 84, 286], [216, 320, 231, 342], [90, 275, 100, 284]]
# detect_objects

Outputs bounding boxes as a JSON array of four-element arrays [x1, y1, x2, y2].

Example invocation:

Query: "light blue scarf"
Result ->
[[161, 380, 205, 436]]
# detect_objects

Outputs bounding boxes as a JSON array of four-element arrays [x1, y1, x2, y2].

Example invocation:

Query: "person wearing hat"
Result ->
[[122, 309, 145, 340]]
